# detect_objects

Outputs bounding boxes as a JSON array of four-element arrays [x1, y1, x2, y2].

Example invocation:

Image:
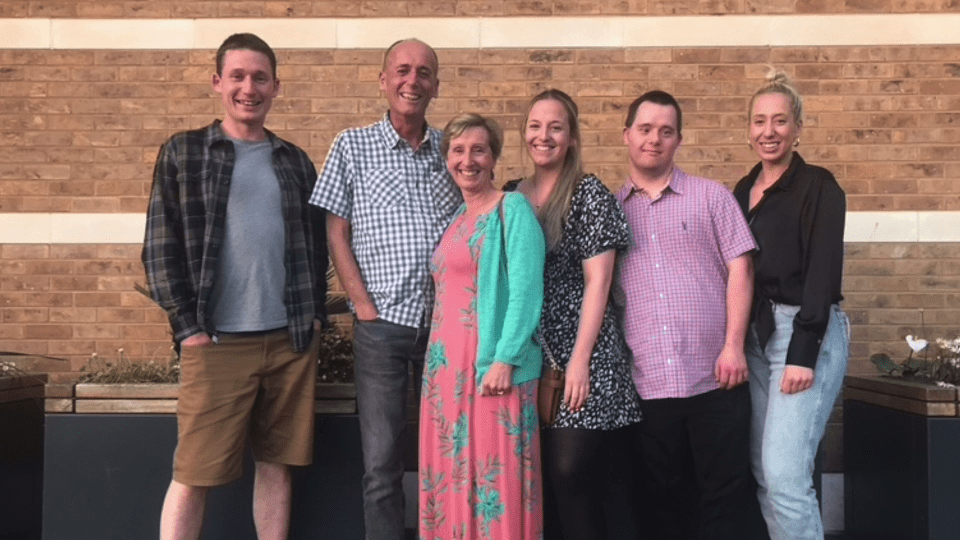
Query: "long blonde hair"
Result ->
[[522, 89, 584, 250], [749, 68, 803, 124]]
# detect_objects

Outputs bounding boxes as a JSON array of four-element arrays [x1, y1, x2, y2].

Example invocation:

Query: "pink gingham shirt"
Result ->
[[615, 167, 756, 400]]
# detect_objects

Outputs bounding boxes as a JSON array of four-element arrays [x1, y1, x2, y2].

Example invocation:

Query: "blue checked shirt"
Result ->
[[310, 113, 461, 328], [142, 121, 327, 352]]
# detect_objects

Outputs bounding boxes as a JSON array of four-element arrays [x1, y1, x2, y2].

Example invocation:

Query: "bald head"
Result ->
[[382, 38, 439, 74]]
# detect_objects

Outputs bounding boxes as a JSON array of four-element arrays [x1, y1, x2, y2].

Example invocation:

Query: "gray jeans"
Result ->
[[353, 318, 427, 540]]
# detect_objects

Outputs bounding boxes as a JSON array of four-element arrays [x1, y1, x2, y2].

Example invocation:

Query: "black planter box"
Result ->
[[42, 383, 363, 540], [844, 376, 960, 540], [0, 376, 45, 540]]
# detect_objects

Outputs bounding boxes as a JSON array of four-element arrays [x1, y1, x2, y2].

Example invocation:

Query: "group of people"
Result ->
[[143, 32, 849, 540]]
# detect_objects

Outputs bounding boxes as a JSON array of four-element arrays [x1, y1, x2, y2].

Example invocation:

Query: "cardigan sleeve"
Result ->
[[492, 193, 545, 367]]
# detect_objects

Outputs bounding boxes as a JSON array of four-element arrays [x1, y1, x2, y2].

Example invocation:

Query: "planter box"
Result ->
[[844, 375, 960, 540], [0, 374, 46, 540], [43, 382, 363, 540]]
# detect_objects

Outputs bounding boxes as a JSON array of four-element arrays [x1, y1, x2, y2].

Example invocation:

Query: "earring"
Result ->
[[793, 139, 800, 147], [746, 139, 752, 148]]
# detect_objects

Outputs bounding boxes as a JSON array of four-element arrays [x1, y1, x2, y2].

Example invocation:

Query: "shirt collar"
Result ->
[[746, 152, 806, 195], [618, 166, 686, 202], [377, 112, 435, 151], [204, 119, 288, 153]]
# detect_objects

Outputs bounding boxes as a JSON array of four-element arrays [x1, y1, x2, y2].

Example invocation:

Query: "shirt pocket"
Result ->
[[361, 168, 409, 209], [429, 169, 461, 214]]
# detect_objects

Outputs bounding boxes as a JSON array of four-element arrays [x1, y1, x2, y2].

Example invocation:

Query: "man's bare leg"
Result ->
[[253, 461, 292, 540], [160, 480, 208, 540]]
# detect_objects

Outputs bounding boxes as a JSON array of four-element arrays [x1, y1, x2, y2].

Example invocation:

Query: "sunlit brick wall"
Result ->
[[1, 2, 959, 371]]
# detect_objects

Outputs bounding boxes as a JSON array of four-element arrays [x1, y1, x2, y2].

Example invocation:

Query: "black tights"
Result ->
[[541, 428, 607, 540]]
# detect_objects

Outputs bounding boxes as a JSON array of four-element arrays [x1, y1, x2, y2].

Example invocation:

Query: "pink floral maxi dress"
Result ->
[[418, 210, 543, 540]]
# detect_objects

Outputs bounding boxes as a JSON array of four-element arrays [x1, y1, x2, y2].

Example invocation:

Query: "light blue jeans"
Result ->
[[746, 303, 849, 540]]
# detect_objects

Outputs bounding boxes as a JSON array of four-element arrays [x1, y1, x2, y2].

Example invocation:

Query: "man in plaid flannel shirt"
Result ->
[[310, 39, 461, 540], [143, 33, 326, 540]]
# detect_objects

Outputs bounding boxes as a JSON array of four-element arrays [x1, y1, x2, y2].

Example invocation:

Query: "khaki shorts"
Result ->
[[173, 328, 319, 487]]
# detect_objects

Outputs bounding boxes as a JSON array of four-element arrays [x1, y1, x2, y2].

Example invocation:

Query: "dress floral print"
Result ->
[[419, 209, 543, 539], [505, 176, 643, 430]]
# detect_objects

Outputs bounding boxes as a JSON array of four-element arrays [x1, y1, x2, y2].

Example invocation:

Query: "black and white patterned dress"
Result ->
[[505, 176, 643, 430]]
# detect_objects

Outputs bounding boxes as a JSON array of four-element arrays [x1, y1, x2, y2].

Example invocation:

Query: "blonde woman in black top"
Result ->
[[733, 69, 849, 540]]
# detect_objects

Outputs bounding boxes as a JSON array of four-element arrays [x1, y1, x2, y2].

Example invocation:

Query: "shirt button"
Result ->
[[667, 359, 672, 365], [659, 294, 664, 299], [651, 234, 656, 240], [655, 263, 660, 268], [662, 326, 667, 332]]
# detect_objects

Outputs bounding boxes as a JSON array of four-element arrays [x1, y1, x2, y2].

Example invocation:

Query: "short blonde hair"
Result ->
[[440, 113, 504, 161], [749, 68, 803, 124]]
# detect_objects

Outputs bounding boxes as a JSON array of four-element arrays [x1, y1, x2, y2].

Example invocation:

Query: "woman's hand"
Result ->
[[780, 365, 815, 394], [480, 362, 514, 397], [564, 357, 590, 412]]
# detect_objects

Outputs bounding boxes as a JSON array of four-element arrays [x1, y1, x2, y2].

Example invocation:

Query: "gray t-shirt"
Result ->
[[209, 138, 288, 332]]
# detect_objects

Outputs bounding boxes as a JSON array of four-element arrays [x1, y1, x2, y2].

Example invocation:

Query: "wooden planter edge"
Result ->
[[844, 375, 960, 417], [46, 382, 357, 414]]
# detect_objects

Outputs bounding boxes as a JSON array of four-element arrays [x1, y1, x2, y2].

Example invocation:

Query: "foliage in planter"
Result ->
[[0, 360, 47, 387], [870, 335, 960, 385], [79, 347, 180, 384], [76, 326, 354, 384], [0, 361, 28, 379], [316, 326, 354, 383]]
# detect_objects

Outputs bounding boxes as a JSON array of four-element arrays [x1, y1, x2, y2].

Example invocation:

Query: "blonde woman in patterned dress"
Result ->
[[504, 89, 643, 540]]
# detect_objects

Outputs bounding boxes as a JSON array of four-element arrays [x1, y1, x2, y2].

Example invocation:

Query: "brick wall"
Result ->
[[2, 0, 959, 17], [1, 5, 959, 373]]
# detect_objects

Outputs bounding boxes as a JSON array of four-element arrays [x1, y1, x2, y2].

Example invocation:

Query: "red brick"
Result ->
[[51, 277, 99, 292], [47, 340, 95, 357], [1, 308, 48, 323], [25, 324, 73, 340], [49, 307, 98, 323], [0, 340, 48, 356], [120, 325, 172, 341]]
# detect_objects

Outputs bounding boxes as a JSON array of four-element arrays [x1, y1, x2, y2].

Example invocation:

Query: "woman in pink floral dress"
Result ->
[[419, 113, 546, 539]]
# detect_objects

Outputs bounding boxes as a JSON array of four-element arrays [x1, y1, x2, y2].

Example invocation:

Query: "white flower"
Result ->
[[906, 335, 929, 352]]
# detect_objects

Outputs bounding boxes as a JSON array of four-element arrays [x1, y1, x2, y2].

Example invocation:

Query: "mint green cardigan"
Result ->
[[472, 192, 546, 387]]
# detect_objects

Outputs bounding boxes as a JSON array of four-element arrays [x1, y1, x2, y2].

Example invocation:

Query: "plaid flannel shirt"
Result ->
[[142, 120, 327, 352]]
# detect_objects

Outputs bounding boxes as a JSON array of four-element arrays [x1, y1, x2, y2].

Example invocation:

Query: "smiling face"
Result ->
[[622, 101, 682, 177], [446, 126, 497, 196], [524, 98, 575, 172], [379, 40, 439, 122], [212, 48, 279, 139], [749, 92, 802, 168]]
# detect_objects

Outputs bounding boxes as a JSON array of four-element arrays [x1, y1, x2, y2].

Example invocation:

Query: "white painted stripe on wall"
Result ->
[[1, 214, 146, 244], [51, 19, 195, 50], [337, 18, 481, 49], [0, 18, 49, 49], [193, 19, 339, 49], [3, 14, 960, 50], [0, 212, 957, 244]]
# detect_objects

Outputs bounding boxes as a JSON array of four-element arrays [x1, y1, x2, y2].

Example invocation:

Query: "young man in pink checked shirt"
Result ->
[[615, 90, 757, 539]]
